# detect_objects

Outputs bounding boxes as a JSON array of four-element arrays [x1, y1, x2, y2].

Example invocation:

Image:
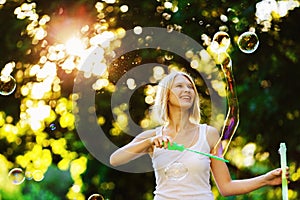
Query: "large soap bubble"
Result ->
[[210, 31, 240, 156], [215, 52, 240, 156]]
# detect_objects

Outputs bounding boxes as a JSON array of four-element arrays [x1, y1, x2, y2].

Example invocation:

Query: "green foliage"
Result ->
[[0, 0, 299, 199]]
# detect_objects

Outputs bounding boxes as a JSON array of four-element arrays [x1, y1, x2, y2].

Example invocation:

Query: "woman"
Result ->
[[110, 71, 288, 199]]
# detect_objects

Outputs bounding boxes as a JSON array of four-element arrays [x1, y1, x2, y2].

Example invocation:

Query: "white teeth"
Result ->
[[181, 96, 191, 100]]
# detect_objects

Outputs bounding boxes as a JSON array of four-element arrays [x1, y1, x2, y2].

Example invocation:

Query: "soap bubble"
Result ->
[[237, 31, 259, 54], [0, 75, 16, 96], [211, 31, 231, 54], [25, 171, 33, 180], [88, 194, 104, 200], [214, 52, 240, 156], [164, 162, 188, 180], [49, 123, 57, 131], [8, 168, 25, 185], [209, 31, 240, 157]]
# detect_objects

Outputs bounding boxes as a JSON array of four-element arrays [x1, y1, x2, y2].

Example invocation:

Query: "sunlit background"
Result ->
[[0, 0, 299, 199]]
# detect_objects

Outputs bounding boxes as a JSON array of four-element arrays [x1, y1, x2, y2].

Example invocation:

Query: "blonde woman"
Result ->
[[110, 71, 288, 199]]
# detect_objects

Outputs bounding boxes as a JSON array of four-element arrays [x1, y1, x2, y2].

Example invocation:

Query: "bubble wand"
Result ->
[[164, 142, 229, 163], [278, 143, 288, 200]]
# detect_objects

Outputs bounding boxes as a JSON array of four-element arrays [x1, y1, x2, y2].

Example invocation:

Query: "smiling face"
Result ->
[[153, 71, 201, 124], [168, 74, 196, 110]]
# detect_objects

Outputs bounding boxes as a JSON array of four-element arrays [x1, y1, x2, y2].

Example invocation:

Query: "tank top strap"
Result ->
[[191, 124, 210, 153], [199, 123, 207, 140]]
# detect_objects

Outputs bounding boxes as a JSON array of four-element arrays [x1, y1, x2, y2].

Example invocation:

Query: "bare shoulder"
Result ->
[[205, 125, 220, 150], [206, 125, 219, 138]]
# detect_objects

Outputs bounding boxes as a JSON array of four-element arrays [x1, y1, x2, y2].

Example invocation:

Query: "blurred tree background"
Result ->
[[0, 0, 299, 199]]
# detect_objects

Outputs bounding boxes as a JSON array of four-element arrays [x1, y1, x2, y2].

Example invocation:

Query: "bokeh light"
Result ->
[[0, 0, 299, 199], [65, 37, 85, 56], [32, 170, 44, 182], [120, 5, 129, 13], [255, 0, 299, 32], [133, 26, 143, 35]]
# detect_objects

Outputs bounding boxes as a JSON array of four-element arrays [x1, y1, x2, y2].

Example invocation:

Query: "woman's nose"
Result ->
[[183, 86, 191, 92]]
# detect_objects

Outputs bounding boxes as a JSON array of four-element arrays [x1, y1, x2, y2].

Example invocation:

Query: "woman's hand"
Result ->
[[264, 167, 290, 186], [150, 135, 173, 149]]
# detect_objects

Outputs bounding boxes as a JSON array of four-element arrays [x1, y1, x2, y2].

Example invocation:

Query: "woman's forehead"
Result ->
[[173, 75, 192, 84]]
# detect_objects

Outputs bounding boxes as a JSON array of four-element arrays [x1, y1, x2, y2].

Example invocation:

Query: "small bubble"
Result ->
[[237, 31, 259, 54], [49, 123, 57, 131], [25, 171, 33, 180], [211, 31, 231, 54], [0, 75, 16, 96], [8, 168, 25, 185], [88, 194, 104, 200]]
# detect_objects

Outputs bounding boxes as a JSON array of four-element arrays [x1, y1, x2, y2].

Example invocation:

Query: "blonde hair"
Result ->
[[152, 71, 201, 124]]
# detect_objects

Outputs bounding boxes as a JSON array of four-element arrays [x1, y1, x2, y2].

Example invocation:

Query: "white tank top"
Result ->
[[152, 124, 214, 200]]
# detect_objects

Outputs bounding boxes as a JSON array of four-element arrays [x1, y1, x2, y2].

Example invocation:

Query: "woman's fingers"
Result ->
[[153, 139, 159, 147], [162, 136, 172, 148], [273, 167, 290, 184], [151, 135, 173, 149], [285, 167, 290, 183]]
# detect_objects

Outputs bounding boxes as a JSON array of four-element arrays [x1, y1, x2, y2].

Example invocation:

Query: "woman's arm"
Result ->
[[109, 129, 172, 166], [109, 130, 155, 166], [207, 126, 286, 196], [211, 158, 284, 196]]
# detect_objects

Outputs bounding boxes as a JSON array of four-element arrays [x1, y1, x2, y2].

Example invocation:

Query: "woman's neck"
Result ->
[[167, 107, 191, 133]]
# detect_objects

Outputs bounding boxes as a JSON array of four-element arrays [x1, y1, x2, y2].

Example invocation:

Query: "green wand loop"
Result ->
[[279, 143, 289, 200], [164, 142, 229, 163]]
